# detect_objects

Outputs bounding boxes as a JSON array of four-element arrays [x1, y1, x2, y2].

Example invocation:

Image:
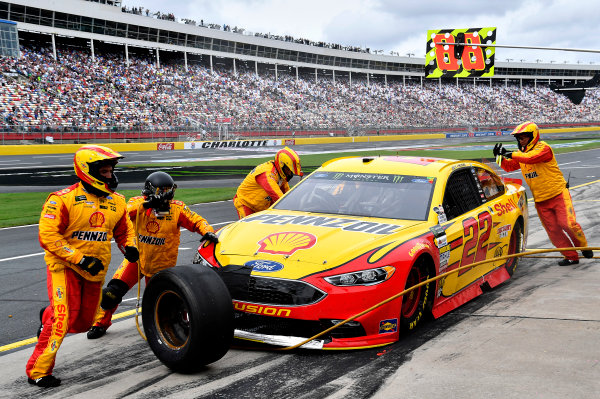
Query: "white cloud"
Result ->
[[122, 0, 600, 64]]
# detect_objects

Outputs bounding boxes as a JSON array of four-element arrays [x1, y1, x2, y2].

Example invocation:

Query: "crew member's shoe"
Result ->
[[36, 307, 46, 339], [87, 326, 106, 339], [28, 375, 61, 388], [558, 259, 579, 266], [582, 250, 594, 259]]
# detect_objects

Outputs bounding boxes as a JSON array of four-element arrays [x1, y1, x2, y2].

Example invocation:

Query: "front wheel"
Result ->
[[505, 222, 523, 276], [142, 265, 234, 372], [400, 258, 433, 332]]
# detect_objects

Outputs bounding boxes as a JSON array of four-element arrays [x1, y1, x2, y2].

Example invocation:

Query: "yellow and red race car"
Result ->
[[192, 155, 528, 350]]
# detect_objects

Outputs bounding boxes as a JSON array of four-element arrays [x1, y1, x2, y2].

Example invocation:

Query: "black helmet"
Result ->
[[142, 171, 177, 215]]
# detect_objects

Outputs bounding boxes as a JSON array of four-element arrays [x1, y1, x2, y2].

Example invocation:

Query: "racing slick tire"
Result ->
[[400, 257, 433, 332], [142, 265, 234, 372], [505, 222, 523, 277]]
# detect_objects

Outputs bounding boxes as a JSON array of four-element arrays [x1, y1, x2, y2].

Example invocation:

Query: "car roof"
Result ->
[[319, 155, 470, 175]]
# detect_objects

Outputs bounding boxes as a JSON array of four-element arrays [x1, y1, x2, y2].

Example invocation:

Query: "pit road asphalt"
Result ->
[[1, 139, 599, 398]]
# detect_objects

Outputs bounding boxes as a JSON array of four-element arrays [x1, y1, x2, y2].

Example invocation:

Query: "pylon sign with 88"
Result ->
[[425, 27, 496, 78]]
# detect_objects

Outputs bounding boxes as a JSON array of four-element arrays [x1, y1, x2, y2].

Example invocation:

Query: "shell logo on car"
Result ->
[[257, 231, 317, 255]]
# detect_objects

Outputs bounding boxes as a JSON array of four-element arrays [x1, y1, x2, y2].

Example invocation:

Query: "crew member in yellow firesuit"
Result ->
[[86, 171, 218, 339], [493, 121, 593, 266], [26, 145, 138, 388], [233, 146, 303, 218]]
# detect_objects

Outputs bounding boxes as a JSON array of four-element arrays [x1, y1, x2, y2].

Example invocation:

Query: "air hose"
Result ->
[[134, 203, 147, 341]]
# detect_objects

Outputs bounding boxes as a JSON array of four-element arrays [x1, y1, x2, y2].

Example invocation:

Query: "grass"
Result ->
[[0, 187, 237, 228], [126, 138, 600, 168]]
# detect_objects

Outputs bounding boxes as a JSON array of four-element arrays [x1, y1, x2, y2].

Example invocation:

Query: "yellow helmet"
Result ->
[[74, 145, 123, 195], [511, 121, 539, 152], [275, 146, 303, 180]]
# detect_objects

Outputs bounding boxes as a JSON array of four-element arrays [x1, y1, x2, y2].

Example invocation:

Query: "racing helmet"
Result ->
[[74, 145, 123, 196], [511, 121, 539, 152], [141, 171, 177, 215], [274, 147, 303, 181]]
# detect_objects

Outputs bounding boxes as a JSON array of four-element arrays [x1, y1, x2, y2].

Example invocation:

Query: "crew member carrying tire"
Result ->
[[233, 146, 303, 218], [87, 171, 218, 339]]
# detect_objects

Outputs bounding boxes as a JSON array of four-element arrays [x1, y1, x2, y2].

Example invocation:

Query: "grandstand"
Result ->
[[0, 0, 599, 144]]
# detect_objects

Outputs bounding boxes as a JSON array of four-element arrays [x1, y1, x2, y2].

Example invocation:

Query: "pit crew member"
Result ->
[[493, 121, 592, 266], [87, 171, 218, 339], [26, 145, 138, 387], [234, 146, 303, 218]]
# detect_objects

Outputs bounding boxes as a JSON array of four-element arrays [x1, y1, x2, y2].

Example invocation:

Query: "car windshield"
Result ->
[[274, 171, 435, 220]]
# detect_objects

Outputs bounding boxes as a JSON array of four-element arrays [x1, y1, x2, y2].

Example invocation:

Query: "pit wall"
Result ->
[[1, 127, 598, 156]]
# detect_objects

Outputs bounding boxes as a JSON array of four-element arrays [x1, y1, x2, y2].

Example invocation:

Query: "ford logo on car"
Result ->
[[245, 259, 284, 272]]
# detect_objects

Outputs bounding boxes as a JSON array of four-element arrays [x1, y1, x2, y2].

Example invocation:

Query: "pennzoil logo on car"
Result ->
[[379, 318, 398, 334], [257, 231, 317, 255], [245, 259, 284, 272]]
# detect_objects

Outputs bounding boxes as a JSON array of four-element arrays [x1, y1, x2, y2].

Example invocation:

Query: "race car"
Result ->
[[157, 155, 527, 354]]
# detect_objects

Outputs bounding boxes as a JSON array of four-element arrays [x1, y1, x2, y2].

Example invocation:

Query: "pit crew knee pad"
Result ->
[[100, 279, 130, 310]]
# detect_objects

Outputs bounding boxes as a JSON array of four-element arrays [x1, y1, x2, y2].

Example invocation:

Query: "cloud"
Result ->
[[122, 0, 600, 63]]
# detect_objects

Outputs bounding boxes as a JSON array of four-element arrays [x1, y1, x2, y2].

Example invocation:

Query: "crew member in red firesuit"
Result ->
[[493, 121, 593, 266], [87, 171, 218, 339], [233, 146, 303, 218], [26, 145, 138, 388]]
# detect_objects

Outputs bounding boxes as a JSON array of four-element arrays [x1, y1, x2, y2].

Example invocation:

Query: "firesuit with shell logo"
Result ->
[[234, 161, 290, 217], [91, 195, 214, 330], [499, 140, 588, 260], [26, 182, 136, 380]]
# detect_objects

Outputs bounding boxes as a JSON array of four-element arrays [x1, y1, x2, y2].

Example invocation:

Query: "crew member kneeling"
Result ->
[[87, 171, 218, 339]]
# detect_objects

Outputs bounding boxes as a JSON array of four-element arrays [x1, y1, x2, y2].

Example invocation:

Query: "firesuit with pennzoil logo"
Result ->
[[234, 161, 290, 218], [26, 182, 136, 380], [497, 124, 588, 262], [90, 195, 215, 330]]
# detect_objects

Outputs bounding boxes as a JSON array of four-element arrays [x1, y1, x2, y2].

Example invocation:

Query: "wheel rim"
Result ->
[[402, 266, 422, 319], [154, 290, 191, 350]]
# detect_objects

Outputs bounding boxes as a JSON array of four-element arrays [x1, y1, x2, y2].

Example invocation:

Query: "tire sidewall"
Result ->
[[142, 265, 234, 371]]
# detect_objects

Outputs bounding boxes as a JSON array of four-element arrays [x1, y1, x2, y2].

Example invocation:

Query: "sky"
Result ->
[[121, 0, 600, 65]]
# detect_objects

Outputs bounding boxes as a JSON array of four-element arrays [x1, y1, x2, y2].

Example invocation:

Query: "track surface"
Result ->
[[1, 139, 599, 398]]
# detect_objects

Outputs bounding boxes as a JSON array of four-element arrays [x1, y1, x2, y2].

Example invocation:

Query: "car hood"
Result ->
[[216, 210, 426, 276]]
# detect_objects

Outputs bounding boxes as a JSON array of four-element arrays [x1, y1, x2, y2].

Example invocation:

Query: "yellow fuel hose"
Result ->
[[133, 203, 147, 341]]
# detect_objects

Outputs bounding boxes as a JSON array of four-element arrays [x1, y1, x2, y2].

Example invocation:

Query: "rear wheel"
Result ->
[[505, 222, 523, 276], [142, 265, 234, 371], [400, 258, 433, 332]]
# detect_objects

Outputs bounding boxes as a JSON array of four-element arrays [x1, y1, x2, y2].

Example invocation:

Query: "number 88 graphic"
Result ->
[[433, 32, 485, 71]]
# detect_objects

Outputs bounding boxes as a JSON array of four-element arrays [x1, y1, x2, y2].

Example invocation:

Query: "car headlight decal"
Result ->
[[324, 266, 395, 286]]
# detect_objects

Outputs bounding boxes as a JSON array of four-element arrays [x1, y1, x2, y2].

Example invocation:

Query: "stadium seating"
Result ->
[[1, 45, 599, 140]]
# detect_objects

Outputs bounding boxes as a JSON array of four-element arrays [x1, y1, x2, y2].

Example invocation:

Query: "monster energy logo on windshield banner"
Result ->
[[322, 172, 423, 184]]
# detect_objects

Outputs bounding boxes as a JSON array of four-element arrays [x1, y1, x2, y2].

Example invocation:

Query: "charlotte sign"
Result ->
[[184, 139, 281, 149]]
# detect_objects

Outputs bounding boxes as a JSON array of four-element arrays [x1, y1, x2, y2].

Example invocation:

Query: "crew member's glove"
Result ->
[[124, 246, 139, 262], [493, 143, 513, 159], [78, 256, 104, 276], [493, 143, 503, 157], [100, 279, 130, 310], [202, 232, 219, 243]]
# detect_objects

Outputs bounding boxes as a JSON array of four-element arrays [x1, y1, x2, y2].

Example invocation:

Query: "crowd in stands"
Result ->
[[120, 5, 371, 53], [1, 45, 599, 133]]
